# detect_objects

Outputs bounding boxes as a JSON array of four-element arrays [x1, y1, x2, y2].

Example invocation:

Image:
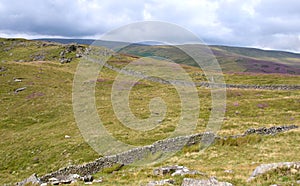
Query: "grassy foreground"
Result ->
[[0, 38, 299, 185]]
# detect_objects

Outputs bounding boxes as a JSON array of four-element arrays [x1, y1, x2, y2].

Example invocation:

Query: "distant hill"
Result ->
[[36, 38, 300, 74]]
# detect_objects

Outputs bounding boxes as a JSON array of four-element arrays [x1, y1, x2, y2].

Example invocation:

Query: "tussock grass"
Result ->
[[0, 39, 299, 184]]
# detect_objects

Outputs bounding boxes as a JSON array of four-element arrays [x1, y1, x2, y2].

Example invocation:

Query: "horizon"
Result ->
[[4, 36, 297, 54], [1, 0, 300, 53]]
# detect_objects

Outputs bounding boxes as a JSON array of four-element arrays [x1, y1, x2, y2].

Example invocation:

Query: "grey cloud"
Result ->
[[0, 0, 300, 52], [0, 0, 145, 37]]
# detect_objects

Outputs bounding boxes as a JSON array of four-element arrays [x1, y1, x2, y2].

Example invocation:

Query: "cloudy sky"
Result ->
[[1, 0, 300, 52]]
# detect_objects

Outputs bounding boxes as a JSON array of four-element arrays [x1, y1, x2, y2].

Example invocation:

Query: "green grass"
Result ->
[[0, 38, 299, 185]]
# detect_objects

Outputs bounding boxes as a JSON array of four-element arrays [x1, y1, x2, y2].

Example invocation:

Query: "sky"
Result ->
[[0, 0, 300, 52]]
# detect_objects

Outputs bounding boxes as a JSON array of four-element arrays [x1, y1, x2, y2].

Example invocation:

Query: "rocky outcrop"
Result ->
[[248, 162, 300, 182], [58, 44, 86, 63]]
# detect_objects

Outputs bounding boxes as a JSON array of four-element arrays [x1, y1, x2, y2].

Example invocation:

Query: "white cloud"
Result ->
[[0, 0, 300, 51]]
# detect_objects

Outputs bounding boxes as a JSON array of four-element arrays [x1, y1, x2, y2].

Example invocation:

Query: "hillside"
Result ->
[[118, 44, 300, 75], [37, 38, 300, 75], [0, 38, 299, 185]]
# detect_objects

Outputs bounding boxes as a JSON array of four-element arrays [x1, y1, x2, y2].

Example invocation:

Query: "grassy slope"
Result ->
[[118, 44, 300, 75], [0, 38, 299, 185]]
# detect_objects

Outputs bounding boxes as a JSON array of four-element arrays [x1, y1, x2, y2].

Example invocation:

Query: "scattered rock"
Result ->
[[40, 183, 48, 186], [224, 170, 234, 174], [60, 51, 65, 57], [14, 87, 27, 93], [153, 165, 204, 177], [59, 58, 72, 64], [76, 53, 82, 58], [248, 161, 300, 182], [32, 157, 39, 163], [16, 173, 41, 186], [33, 54, 45, 61], [64, 135, 71, 139], [296, 180, 300, 184], [0, 66, 7, 72], [147, 179, 174, 186], [93, 177, 103, 183], [181, 177, 233, 186], [14, 78, 22, 82]]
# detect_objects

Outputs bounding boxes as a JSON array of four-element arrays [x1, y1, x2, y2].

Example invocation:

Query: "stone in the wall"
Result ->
[[16, 173, 41, 186]]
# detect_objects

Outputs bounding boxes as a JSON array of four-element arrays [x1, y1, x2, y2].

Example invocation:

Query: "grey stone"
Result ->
[[60, 179, 72, 184], [14, 87, 27, 93], [52, 181, 60, 185], [64, 135, 71, 139], [93, 178, 103, 183], [244, 125, 298, 136], [224, 170, 234, 174], [60, 51, 65, 57], [49, 177, 59, 182], [16, 173, 41, 186], [147, 179, 174, 186], [248, 162, 300, 182], [59, 58, 72, 64], [153, 165, 203, 177], [70, 174, 81, 179], [83, 175, 93, 182], [181, 177, 233, 186], [14, 78, 22, 82], [0, 66, 7, 72], [33, 55, 45, 61]]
